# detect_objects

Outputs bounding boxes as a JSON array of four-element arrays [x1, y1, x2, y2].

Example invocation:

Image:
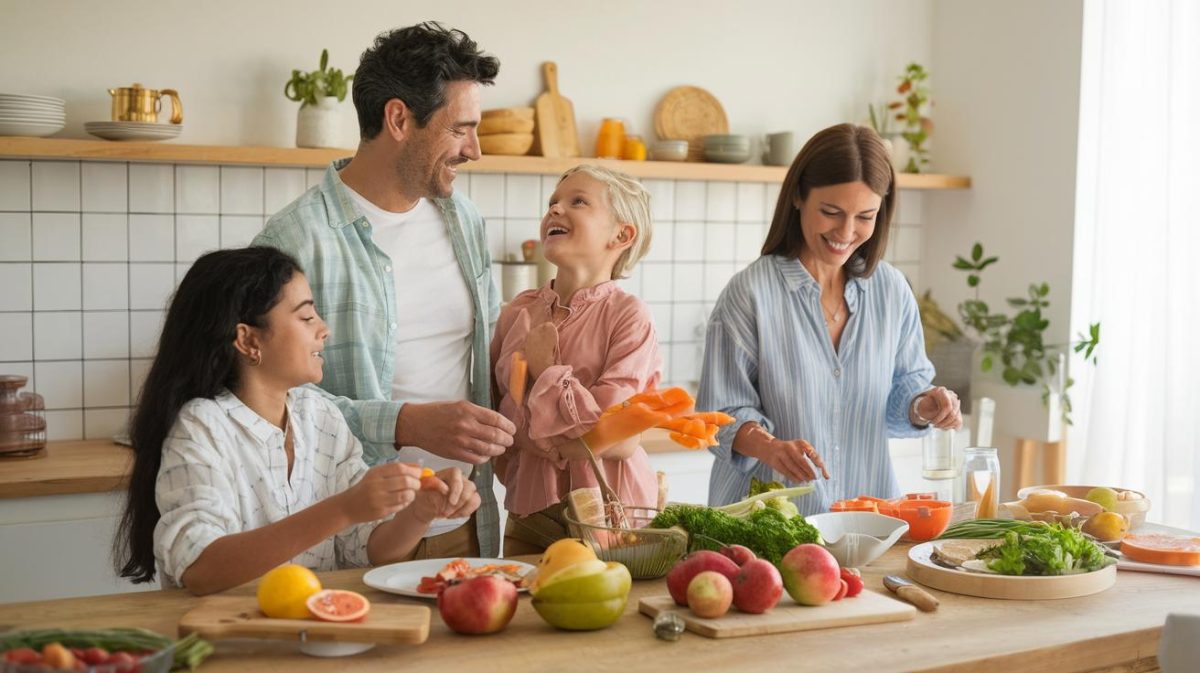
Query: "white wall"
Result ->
[[926, 0, 1085, 496], [2, 0, 932, 151]]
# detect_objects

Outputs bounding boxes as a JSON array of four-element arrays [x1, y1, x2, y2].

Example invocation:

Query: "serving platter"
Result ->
[[906, 539, 1117, 600]]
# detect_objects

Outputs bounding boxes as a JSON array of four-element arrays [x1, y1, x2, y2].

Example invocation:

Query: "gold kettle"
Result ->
[[107, 83, 182, 124]]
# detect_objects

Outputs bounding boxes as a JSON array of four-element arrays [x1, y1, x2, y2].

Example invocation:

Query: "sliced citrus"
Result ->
[[257, 564, 322, 619], [306, 589, 371, 622], [1121, 533, 1200, 566]]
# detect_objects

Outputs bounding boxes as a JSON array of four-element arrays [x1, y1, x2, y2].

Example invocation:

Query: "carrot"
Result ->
[[581, 403, 670, 453], [509, 352, 528, 405], [668, 432, 706, 450], [602, 387, 694, 416], [683, 411, 736, 426]]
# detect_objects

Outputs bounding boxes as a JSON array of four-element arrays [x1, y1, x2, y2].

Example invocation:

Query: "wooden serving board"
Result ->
[[907, 541, 1117, 600], [533, 61, 579, 158], [638, 590, 915, 639], [178, 596, 429, 645]]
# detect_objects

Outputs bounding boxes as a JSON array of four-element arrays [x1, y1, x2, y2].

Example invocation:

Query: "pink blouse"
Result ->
[[490, 281, 662, 517]]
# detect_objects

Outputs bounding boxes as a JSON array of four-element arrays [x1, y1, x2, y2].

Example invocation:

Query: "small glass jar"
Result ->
[[622, 134, 647, 161], [595, 118, 625, 159], [962, 447, 1001, 519]]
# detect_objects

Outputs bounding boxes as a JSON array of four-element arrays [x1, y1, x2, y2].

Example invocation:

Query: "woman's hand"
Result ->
[[912, 386, 963, 430], [340, 462, 422, 524], [733, 423, 830, 483], [524, 321, 559, 379], [408, 468, 481, 524]]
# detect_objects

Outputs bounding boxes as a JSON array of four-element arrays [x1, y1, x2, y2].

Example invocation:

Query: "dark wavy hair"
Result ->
[[352, 21, 500, 139], [761, 123, 896, 278], [114, 247, 302, 583]]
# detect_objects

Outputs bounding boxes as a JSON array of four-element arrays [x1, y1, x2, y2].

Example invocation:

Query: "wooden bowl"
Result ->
[[1017, 485, 1151, 528], [480, 133, 534, 156], [478, 116, 535, 135], [481, 106, 535, 121]]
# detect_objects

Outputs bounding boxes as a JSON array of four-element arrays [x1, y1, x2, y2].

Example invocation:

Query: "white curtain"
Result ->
[[1069, 0, 1200, 529]]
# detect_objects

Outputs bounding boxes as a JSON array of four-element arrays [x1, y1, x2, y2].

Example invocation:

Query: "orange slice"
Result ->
[[306, 589, 370, 622]]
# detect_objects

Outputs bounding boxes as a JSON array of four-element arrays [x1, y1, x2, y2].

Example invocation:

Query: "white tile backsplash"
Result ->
[[32, 213, 80, 261], [82, 263, 128, 310], [33, 311, 81, 360], [81, 213, 128, 261], [81, 162, 128, 213], [0, 161, 31, 211], [31, 162, 80, 212], [175, 165, 219, 214], [128, 164, 174, 213], [0, 212, 31, 261], [128, 214, 175, 262], [32, 263, 81, 310], [220, 166, 264, 215], [1, 160, 930, 437]]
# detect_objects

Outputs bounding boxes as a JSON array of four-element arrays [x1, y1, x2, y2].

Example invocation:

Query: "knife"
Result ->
[[883, 575, 940, 612]]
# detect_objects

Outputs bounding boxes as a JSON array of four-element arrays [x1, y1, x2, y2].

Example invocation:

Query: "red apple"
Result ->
[[687, 571, 733, 618], [666, 550, 740, 606], [779, 543, 842, 606], [732, 558, 783, 614], [719, 544, 757, 566], [437, 575, 518, 634]]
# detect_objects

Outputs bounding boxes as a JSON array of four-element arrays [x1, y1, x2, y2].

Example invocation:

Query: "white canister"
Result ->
[[499, 261, 538, 303]]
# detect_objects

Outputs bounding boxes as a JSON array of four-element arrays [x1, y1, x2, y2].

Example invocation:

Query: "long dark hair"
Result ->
[[114, 247, 302, 583], [761, 123, 896, 277]]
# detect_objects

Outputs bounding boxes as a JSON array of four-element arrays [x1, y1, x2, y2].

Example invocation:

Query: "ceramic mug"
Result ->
[[763, 131, 795, 166]]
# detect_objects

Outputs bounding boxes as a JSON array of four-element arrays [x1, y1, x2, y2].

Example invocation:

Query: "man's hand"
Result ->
[[395, 401, 516, 464]]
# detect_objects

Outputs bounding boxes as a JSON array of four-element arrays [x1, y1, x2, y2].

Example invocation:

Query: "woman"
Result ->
[[698, 124, 961, 515], [114, 247, 478, 594]]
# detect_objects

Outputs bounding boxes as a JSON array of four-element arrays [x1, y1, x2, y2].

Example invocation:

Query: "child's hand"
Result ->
[[524, 321, 559, 378], [408, 468, 481, 524], [341, 462, 422, 523]]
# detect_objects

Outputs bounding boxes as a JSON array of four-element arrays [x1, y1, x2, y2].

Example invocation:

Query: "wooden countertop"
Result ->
[[0, 439, 131, 499], [0, 545, 1183, 672], [0, 138, 972, 189]]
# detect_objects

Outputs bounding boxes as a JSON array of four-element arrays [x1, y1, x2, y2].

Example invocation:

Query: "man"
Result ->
[[254, 22, 515, 558]]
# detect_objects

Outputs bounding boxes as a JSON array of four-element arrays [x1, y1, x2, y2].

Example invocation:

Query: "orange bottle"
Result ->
[[595, 118, 625, 159], [622, 134, 647, 161]]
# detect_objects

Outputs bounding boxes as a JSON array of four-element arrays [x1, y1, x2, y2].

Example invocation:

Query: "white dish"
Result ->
[[0, 113, 66, 122], [362, 557, 534, 599], [0, 104, 64, 114], [85, 121, 182, 141], [0, 120, 64, 137], [0, 93, 66, 106], [806, 512, 909, 567]]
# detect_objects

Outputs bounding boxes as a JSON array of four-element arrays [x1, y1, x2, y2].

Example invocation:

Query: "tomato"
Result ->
[[1121, 534, 1200, 566], [79, 647, 110, 666], [4, 647, 42, 664], [832, 578, 849, 601], [105, 651, 139, 673], [840, 567, 864, 598]]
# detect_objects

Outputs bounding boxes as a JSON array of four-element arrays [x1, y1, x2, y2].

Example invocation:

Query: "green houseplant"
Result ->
[[284, 49, 352, 149], [953, 242, 1100, 425], [888, 63, 932, 173]]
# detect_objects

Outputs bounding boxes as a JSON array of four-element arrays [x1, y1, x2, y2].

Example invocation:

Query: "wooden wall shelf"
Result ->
[[0, 137, 971, 189]]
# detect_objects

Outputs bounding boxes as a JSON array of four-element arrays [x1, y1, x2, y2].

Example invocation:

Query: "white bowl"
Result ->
[[806, 511, 909, 568]]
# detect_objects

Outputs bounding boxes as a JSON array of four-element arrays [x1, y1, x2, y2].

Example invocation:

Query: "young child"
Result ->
[[490, 164, 661, 556], [115, 247, 479, 595]]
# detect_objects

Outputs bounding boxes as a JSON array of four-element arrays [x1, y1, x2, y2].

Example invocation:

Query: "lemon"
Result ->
[[1082, 511, 1129, 542], [257, 564, 322, 619], [1085, 487, 1120, 512]]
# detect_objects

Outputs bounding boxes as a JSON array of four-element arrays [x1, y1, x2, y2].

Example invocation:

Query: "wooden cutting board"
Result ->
[[907, 541, 1117, 600], [534, 61, 579, 158], [178, 596, 429, 645], [638, 590, 915, 639]]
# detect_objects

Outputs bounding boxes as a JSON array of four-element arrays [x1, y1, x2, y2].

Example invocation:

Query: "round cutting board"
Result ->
[[654, 86, 729, 161], [907, 540, 1117, 600]]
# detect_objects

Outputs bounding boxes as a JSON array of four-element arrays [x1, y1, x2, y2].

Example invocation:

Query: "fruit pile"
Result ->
[[665, 543, 863, 620], [256, 564, 369, 622], [0, 628, 211, 672], [529, 539, 632, 631]]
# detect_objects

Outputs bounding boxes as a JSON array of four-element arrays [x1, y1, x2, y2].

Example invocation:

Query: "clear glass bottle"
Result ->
[[962, 447, 1001, 519]]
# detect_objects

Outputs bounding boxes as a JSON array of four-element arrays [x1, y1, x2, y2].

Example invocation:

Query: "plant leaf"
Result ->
[[972, 243, 983, 262], [968, 274, 979, 287]]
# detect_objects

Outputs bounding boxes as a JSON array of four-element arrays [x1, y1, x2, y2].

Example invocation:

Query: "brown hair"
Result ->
[[760, 123, 896, 277]]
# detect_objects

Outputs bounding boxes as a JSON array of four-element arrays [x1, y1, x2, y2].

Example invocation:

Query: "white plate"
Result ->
[[0, 121, 64, 137], [0, 93, 66, 105], [0, 105, 64, 114], [0, 113, 65, 122], [362, 557, 534, 599], [85, 121, 182, 141]]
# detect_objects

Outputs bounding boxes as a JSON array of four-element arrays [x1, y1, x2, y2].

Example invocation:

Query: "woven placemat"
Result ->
[[654, 85, 729, 160]]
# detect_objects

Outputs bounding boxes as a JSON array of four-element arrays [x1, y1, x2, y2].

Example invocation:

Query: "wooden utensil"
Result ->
[[882, 575, 940, 612], [534, 62, 579, 158], [178, 596, 430, 645], [579, 437, 629, 529], [906, 541, 1117, 600], [638, 590, 915, 639]]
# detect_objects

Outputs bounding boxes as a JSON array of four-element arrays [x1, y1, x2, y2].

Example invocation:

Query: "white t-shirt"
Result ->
[[345, 187, 474, 537]]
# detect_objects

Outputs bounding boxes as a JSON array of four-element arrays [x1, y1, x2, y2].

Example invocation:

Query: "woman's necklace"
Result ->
[[821, 295, 845, 327]]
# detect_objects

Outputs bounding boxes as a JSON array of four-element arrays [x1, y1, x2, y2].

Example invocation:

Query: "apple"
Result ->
[[732, 558, 783, 614], [779, 543, 842, 606], [437, 575, 518, 634], [666, 550, 740, 606], [687, 571, 733, 619], [832, 579, 849, 601], [720, 544, 757, 566]]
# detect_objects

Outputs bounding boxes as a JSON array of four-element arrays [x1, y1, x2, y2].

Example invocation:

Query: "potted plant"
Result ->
[[285, 49, 352, 149], [887, 63, 932, 173], [866, 103, 909, 172]]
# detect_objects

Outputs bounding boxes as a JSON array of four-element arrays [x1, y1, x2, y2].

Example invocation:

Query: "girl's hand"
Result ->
[[341, 462, 422, 523], [914, 386, 963, 430], [524, 321, 559, 379]]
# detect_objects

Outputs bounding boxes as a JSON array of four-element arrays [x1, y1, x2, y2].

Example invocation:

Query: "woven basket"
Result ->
[[654, 86, 729, 161], [564, 507, 688, 579]]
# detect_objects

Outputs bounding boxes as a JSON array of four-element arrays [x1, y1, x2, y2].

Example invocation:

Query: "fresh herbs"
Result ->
[[939, 519, 1113, 576], [649, 505, 822, 566], [284, 49, 353, 107]]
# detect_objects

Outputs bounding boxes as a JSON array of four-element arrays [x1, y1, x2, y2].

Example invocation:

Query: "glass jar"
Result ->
[[0, 374, 47, 457], [962, 447, 1001, 519], [595, 118, 625, 159], [622, 134, 647, 161]]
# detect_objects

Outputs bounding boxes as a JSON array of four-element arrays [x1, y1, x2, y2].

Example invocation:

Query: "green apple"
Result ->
[[1085, 487, 1119, 512]]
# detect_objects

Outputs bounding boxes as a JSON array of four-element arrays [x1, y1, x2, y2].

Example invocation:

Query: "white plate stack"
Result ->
[[84, 121, 182, 141], [0, 93, 66, 137]]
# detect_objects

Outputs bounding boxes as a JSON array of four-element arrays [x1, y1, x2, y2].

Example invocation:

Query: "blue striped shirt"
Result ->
[[699, 255, 933, 515]]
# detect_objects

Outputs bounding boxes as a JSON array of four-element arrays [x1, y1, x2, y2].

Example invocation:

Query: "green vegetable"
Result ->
[[940, 519, 1112, 576], [0, 628, 213, 671], [745, 477, 801, 518], [937, 518, 1052, 540], [648, 505, 821, 565]]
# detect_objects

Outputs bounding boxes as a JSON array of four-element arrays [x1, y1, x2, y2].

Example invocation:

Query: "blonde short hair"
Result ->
[[559, 164, 653, 279]]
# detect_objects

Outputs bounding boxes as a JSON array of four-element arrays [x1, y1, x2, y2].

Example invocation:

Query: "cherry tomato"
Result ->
[[840, 567, 864, 598]]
